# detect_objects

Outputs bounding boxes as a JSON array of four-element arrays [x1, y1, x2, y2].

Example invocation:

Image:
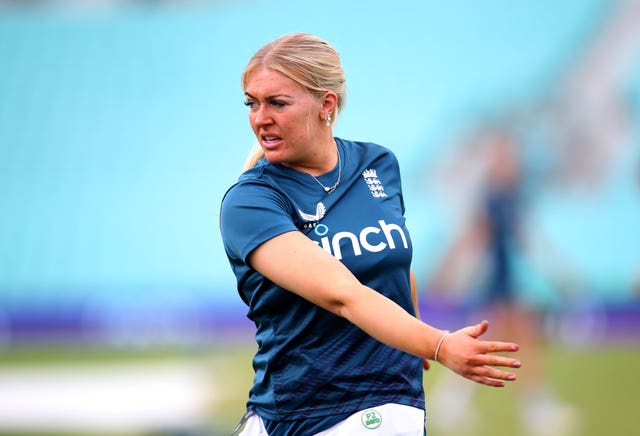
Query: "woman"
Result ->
[[219, 33, 520, 436]]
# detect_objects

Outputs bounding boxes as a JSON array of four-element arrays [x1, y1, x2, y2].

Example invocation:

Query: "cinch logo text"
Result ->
[[312, 219, 408, 260]]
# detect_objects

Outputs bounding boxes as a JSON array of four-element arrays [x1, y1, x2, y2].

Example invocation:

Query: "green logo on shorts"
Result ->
[[361, 409, 382, 430]]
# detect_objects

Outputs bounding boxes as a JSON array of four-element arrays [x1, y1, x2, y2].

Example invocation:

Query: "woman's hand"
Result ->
[[436, 320, 520, 387]]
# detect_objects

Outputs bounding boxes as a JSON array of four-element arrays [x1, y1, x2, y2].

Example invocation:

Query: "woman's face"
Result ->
[[244, 67, 326, 169]]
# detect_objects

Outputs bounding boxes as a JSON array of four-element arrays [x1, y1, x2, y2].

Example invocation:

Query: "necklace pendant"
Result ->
[[310, 148, 342, 195]]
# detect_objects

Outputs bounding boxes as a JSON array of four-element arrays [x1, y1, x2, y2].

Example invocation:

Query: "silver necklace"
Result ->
[[310, 149, 341, 194]]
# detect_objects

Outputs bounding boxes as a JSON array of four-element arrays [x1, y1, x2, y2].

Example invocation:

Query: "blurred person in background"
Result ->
[[423, 3, 640, 433], [219, 32, 522, 436], [426, 126, 582, 436]]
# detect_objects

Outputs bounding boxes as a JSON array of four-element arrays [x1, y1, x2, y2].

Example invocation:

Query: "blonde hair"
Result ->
[[241, 33, 346, 170]]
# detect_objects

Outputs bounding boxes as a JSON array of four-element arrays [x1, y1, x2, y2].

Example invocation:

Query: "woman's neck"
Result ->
[[283, 137, 338, 176]]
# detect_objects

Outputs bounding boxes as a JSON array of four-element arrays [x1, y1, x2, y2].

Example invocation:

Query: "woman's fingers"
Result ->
[[461, 319, 490, 338], [470, 353, 521, 369], [468, 374, 506, 388], [473, 365, 517, 381], [438, 329, 521, 388], [483, 340, 520, 354], [465, 365, 517, 387], [422, 358, 431, 371]]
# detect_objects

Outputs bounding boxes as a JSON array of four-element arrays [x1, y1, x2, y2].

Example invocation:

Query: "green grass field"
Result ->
[[210, 343, 640, 436], [0, 342, 638, 436]]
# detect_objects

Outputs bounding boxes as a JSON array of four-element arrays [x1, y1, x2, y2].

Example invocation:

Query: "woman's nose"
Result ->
[[253, 106, 272, 126]]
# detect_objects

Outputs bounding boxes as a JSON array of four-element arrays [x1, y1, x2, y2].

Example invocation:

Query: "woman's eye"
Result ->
[[270, 101, 286, 108], [243, 100, 255, 108]]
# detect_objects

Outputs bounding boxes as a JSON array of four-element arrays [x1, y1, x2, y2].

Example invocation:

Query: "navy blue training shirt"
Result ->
[[219, 138, 425, 430]]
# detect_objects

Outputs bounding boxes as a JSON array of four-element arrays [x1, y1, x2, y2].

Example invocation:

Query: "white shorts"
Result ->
[[234, 403, 425, 436]]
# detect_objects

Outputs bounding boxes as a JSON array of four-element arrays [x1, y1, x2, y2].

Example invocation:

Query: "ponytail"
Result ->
[[243, 143, 265, 171]]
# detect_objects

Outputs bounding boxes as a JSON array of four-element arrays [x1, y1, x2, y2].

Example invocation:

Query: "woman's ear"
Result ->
[[320, 91, 338, 120]]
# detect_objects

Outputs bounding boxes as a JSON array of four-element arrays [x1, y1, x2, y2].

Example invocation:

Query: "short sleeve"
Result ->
[[220, 181, 298, 263]]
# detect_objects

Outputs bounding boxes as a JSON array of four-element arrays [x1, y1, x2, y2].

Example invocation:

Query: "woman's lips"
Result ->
[[261, 135, 283, 150]]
